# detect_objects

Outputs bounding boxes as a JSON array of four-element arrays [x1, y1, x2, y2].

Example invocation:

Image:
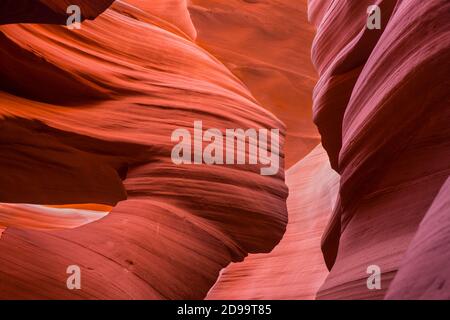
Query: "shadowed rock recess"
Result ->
[[0, 0, 449, 300]]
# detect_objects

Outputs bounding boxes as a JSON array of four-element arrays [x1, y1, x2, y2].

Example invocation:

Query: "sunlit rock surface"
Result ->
[[207, 145, 339, 300], [188, 0, 320, 167], [0, 0, 288, 299], [0, 0, 448, 300], [386, 177, 450, 299]]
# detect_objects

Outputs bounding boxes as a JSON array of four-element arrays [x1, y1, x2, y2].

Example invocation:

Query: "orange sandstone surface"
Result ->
[[0, 0, 288, 299], [1, 0, 449, 300]]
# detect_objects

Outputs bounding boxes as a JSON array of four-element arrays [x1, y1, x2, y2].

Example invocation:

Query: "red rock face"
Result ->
[[386, 177, 450, 299], [0, 1, 288, 299], [207, 0, 448, 301], [1, 0, 449, 300], [188, 0, 320, 167], [207, 145, 339, 300], [310, 0, 450, 299]]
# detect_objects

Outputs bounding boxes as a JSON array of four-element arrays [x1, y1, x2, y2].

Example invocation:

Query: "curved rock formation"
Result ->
[[127, 0, 197, 40], [0, 203, 109, 232], [386, 177, 450, 299], [310, 0, 450, 299], [1, 0, 448, 301], [188, 0, 320, 167], [200, 0, 448, 301], [207, 144, 339, 300], [0, 0, 114, 25], [0, 1, 288, 299]]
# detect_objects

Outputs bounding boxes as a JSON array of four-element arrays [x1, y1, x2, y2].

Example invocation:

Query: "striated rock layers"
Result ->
[[193, 0, 449, 300], [0, 0, 448, 301], [0, 1, 288, 299], [207, 144, 339, 300], [188, 0, 320, 167], [309, 0, 450, 299]]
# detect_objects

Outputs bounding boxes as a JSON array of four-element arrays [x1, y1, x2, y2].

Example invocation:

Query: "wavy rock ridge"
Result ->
[[309, 0, 450, 299], [0, 1, 288, 299], [207, 144, 339, 300], [205, 0, 449, 300], [188, 0, 320, 167], [0, 0, 448, 300]]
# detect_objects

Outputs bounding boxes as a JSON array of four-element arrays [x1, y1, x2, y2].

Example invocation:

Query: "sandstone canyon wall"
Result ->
[[202, 0, 449, 300], [0, 0, 288, 299], [188, 0, 320, 167], [310, 0, 450, 299], [0, 0, 449, 300], [207, 144, 339, 300]]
